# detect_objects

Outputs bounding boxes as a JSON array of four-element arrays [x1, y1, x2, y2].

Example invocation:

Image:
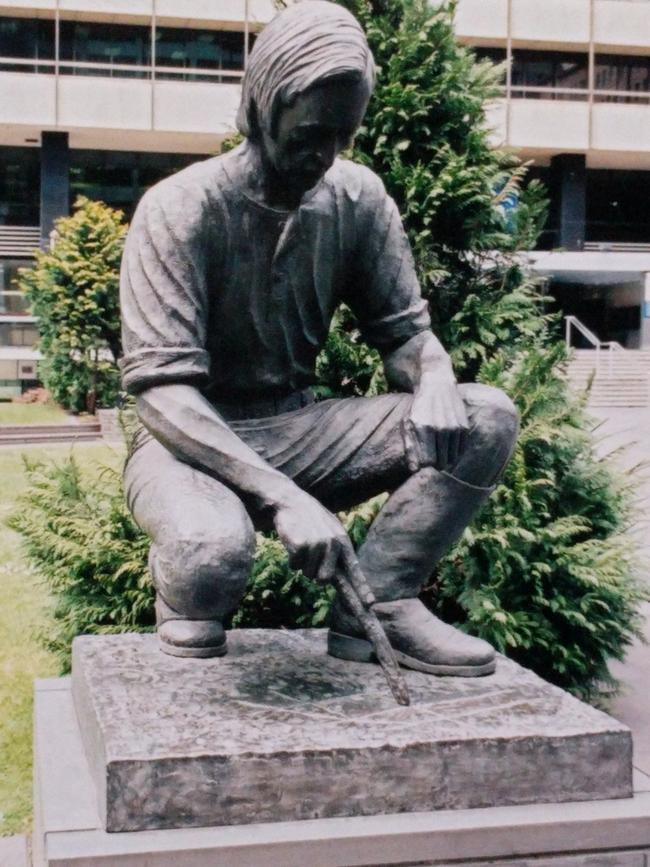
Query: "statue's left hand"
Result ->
[[403, 371, 469, 472]]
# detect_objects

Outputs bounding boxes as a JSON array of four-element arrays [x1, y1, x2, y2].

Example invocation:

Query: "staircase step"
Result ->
[[0, 422, 103, 446], [0, 423, 100, 434]]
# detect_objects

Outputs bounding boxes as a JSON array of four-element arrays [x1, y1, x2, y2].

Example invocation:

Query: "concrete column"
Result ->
[[641, 273, 650, 349], [549, 154, 587, 251], [40, 131, 70, 249]]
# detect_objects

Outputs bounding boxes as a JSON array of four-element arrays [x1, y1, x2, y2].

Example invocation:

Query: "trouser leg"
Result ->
[[236, 381, 518, 604], [124, 435, 255, 656], [356, 383, 518, 601], [326, 383, 519, 675]]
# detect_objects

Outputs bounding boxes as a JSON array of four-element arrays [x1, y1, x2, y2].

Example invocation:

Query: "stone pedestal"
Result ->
[[70, 630, 632, 835]]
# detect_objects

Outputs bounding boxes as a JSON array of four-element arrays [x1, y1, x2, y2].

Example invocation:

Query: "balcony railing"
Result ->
[[583, 241, 650, 253], [0, 56, 245, 83], [508, 85, 650, 104], [0, 226, 40, 258]]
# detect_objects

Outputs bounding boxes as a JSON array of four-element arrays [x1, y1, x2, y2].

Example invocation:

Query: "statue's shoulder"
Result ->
[[326, 159, 390, 207], [134, 155, 231, 227]]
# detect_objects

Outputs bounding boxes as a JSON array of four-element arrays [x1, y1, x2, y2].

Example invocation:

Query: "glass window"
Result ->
[[473, 47, 507, 66], [70, 150, 207, 220], [595, 54, 650, 94], [0, 147, 40, 226], [587, 169, 650, 244], [512, 50, 588, 91], [0, 16, 54, 60], [0, 260, 32, 314], [59, 20, 151, 76], [155, 27, 244, 78], [0, 322, 38, 347]]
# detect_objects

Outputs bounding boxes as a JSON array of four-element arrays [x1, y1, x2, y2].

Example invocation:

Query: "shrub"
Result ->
[[432, 342, 645, 701], [8, 454, 153, 671], [19, 197, 125, 413]]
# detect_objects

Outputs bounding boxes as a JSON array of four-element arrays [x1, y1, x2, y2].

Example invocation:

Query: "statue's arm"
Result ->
[[347, 168, 468, 470], [382, 328, 455, 394], [134, 382, 300, 514]]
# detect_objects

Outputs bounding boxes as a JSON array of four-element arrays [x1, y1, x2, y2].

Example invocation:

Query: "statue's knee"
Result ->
[[476, 386, 519, 450], [151, 514, 255, 620], [456, 384, 519, 486]]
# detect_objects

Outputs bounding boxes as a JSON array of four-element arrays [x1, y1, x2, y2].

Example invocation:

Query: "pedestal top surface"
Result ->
[[73, 630, 626, 760]]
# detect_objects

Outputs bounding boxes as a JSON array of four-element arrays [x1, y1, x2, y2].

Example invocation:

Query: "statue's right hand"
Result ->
[[273, 489, 355, 585]]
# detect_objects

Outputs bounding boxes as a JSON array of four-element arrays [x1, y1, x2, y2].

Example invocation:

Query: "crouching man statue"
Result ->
[[120, 0, 518, 676]]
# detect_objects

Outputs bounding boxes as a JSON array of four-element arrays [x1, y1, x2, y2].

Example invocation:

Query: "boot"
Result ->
[[329, 597, 495, 676], [155, 596, 227, 658], [328, 468, 497, 675], [149, 547, 228, 659]]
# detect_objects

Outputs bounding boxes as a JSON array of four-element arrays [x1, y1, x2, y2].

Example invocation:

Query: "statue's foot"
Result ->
[[156, 598, 227, 658], [328, 597, 496, 676]]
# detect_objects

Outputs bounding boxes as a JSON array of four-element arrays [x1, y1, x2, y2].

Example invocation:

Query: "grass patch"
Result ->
[[0, 442, 122, 837], [0, 403, 70, 426]]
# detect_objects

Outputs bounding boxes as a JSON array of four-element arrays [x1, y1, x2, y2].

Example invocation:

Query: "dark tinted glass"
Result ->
[[512, 51, 588, 90], [587, 169, 650, 244], [473, 47, 507, 65], [595, 54, 650, 93], [0, 147, 40, 225], [0, 16, 54, 59], [155, 27, 244, 73], [59, 20, 151, 68], [70, 150, 205, 220]]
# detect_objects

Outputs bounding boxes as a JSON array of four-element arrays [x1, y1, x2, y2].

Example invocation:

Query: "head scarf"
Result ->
[[236, 0, 375, 139]]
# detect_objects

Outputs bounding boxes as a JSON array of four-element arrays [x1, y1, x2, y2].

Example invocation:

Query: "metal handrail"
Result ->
[[565, 315, 626, 376], [0, 225, 41, 258]]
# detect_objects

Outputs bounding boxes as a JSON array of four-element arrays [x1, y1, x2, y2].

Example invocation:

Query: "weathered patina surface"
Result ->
[[119, 0, 518, 674], [72, 632, 632, 833]]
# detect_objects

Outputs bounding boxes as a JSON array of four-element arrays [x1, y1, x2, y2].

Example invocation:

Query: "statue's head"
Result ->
[[237, 0, 375, 196]]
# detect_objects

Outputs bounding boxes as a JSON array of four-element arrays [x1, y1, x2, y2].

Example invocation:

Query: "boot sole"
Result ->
[[328, 631, 496, 677], [158, 637, 228, 659]]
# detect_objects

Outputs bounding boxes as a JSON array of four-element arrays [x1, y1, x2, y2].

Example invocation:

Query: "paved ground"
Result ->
[[590, 408, 650, 778], [0, 834, 28, 866]]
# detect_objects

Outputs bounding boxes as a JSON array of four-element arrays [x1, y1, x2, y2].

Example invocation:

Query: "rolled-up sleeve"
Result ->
[[346, 170, 431, 352], [119, 180, 211, 395]]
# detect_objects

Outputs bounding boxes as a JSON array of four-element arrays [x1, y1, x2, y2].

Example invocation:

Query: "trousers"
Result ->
[[124, 383, 519, 621]]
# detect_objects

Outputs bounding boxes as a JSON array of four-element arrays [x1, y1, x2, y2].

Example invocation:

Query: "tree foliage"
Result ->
[[19, 197, 125, 413]]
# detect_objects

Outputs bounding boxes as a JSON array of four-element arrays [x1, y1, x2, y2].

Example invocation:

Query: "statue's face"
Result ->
[[261, 76, 371, 199]]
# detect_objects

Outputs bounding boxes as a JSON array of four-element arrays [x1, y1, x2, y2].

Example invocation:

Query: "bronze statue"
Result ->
[[120, 0, 518, 677]]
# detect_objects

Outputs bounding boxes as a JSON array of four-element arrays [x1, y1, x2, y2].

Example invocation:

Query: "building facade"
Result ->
[[455, 0, 650, 349], [0, 0, 649, 396]]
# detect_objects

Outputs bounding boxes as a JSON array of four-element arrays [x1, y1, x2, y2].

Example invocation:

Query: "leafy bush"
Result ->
[[8, 454, 153, 671], [19, 197, 125, 413], [8, 451, 385, 671]]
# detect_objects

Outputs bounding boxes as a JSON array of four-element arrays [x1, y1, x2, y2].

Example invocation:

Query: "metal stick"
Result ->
[[333, 566, 410, 707]]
